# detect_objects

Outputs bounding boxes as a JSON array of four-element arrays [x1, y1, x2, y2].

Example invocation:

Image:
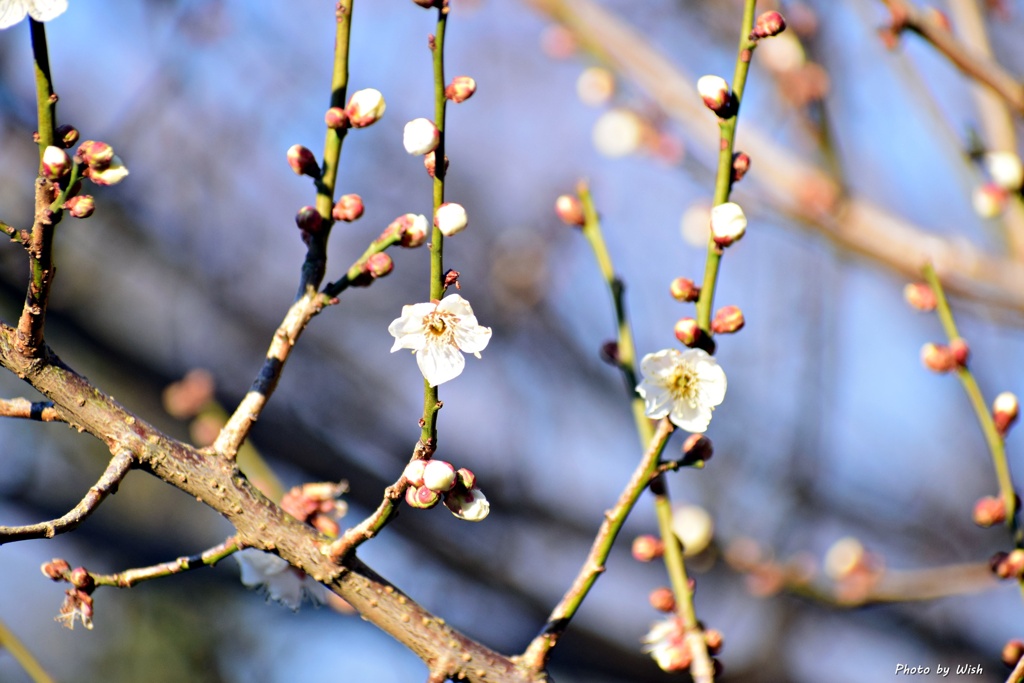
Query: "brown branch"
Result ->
[[0, 450, 133, 543], [0, 397, 63, 422], [15, 179, 58, 357], [0, 328, 549, 683], [54, 537, 240, 588], [527, 0, 1024, 314], [880, 0, 1024, 116]]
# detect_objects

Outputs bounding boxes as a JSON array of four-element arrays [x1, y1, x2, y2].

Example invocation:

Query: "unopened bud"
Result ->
[[423, 459, 457, 492], [984, 151, 1024, 191], [696, 75, 734, 117], [710, 202, 747, 246], [445, 76, 477, 103], [711, 305, 745, 334], [1003, 639, 1024, 668], [41, 558, 70, 580], [287, 144, 320, 178], [555, 194, 585, 226], [405, 485, 441, 509], [332, 193, 364, 222], [55, 124, 79, 148], [435, 202, 468, 237], [903, 282, 936, 311], [999, 549, 1024, 579], [921, 342, 956, 373], [325, 106, 347, 129], [681, 434, 713, 466], [351, 253, 393, 287], [674, 317, 702, 347], [64, 194, 95, 218], [69, 567, 94, 591], [973, 495, 1007, 527], [424, 151, 449, 178], [295, 206, 324, 235], [994, 391, 1020, 436], [731, 151, 751, 182], [346, 88, 387, 128], [41, 145, 71, 180], [76, 140, 114, 170], [669, 277, 700, 302], [599, 340, 620, 365], [385, 213, 429, 248], [649, 586, 676, 612], [631, 534, 664, 562], [411, 0, 439, 7], [403, 118, 440, 156], [456, 467, 476, 490], [704, 629, 725, 655], [949, 337, 969, 366], [751, 11, 787, 39], [973, 182, 1008, 218], [403, 460, 427, 487]]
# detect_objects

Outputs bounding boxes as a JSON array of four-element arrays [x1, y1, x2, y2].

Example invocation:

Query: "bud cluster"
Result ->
[[403, 458, 490, 521], [281, 482, 348, 537]]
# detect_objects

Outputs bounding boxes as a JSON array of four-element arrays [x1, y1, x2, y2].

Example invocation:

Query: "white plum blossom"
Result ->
[[388, 294, 492, 387], [642, 617, 689, 672], [235, 549, 327, 610], [0, 0, 67, 29], [984, 151, 1024, 191], [636, 348, 726, 433], [403, 117, 440, 155], [709, 201, 747, 246]]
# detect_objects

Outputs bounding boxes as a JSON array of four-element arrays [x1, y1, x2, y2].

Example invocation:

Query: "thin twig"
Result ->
[[0, 617, 55, 683], [0, 397, 63, 422], [0, 450, 133, 543], [70, 537, 240, 588]]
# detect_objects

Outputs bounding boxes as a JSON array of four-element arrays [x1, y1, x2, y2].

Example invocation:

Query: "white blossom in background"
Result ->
[[389, 294, 492, 387], [642, 617, 689, 672], [0, 0, 67, 29], [235, 549, 326, 610], [592, 108, 642, 157], [671, 504, 714, 556], [984, 151, 1024, 191], [636, 348, 726, 433]]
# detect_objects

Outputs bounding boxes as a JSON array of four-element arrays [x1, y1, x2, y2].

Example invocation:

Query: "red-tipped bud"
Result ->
[[555, 194, 585, 226], [711, 305, 745, 334], [365, 252, 393, 278], [731, 152, 751, 182], [325, 106, 348, 129], [456, 467, 476, 490], [295, 206, 323, 234], [997, 549, 1024, 579], [76, 140, 114, 169], [69, 567, 94, 591], [1003, 640, 1024, 668], [287, 144, 320, 178], [751, 11, 787, 39], [921, 342, 956, 373], [41, 145, 71, 180], [332, 194, 364, 222], [41, 558, 70, 580], [384, 213, 428, 248], [674, 317, 702, 347], [973, 182, 1008, 218], [903, 282, 937, 311], [346, 89, 386, 128], [649, 587, 676, 612], [64, 195, 95, 219], [424, 152, 449, 178], [56, 124, 79, 148], [669, 277, 700, 302], [681, 434, 713, 466], [704, 629, 725, 655], [949, 337, 970, 366], [405, 485, 441, 509], [445, 76, 477, 103], [973, 495, 1008, 528], [696, 75, 734, 117], [423, 459, 457, 493], [994, 391, 1020, 436], [631, 534, 665, 562]]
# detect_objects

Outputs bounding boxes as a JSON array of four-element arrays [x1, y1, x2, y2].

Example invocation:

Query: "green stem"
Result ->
[[0, 617, 55, 683], [30, 19, 55, 161], [421, 9, 449, 445], [922, 263, 1020, 544], [695, 0, 758, 332]]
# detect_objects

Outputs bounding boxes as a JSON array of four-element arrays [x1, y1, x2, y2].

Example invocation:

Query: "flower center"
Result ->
[[424, 312, 455, 343], [667, 365, 700, 407]]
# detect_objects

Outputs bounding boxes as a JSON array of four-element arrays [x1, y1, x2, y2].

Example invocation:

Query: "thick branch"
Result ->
[[15, 180, 57, 358], [0, 397, 63, 422], [0, 450, 133, 543]]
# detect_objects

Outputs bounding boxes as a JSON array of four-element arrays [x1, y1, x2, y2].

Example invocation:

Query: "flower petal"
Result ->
[[670, 402, 711, 433], [453, 320, 491, 355], [638, 381, 672, 419], [0, 2, 29, 29], [27, 0, 66, 22], [416, 340, 465, 386], [640, 349, 681, 380]]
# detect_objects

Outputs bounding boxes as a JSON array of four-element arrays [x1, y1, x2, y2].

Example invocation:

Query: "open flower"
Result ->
[[0, 0, 67, 29], [636, 348, 726, 433], [388, 294, 492, 387], [235, 549, 326, 610]]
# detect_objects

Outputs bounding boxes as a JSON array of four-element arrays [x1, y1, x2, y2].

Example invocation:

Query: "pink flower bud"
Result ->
[[631, 534, 664, 562], [76, 140, 114, 169], [286, 144, 320, 178], [346, 88, 387, 128], [949, 337, 969, 366], [710, 202, 747, 246], [555, 194, 585, 226], [669, 277, 700, 302], [994, 391, 1020, 436], [674, 317, 702, 347], [64, 195, 95, 219], [921, 342, 956, 373], [423, 459, 457, 492], [435, 202, 468, 237], [41, 558, 70, 580], [903, 282, 937, 311], [41, 145, 71, 180], [649, 586, 676, 612], [403, 118, 440, 155], [696, 75, 733, 117], [711, 305, 745, 334], [973, 495, 1007, 527], [1003, 640, 1024, 668], [295, 206, 323, 235], [751, 11, 787, 39], [324, 106, 347, 129], [384, 213, 428, 248], [403, 460, 427, 487], [731, 151, 751, 182], [332, 194, 364, 222], [456, 467, 476, 489], [55, 124, 79, 148], [366, 252, 393, 278], [445, 76, 477, 103], [424, 151, 449, 178], [973, 182, 1008, 218], [69, 567, 94, 591], [405, 485, 441, 510], [681, 433, 713, 465]]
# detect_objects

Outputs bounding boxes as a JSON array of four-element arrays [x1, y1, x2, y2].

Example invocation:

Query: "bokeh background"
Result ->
[[2, 0, 1024, 681]]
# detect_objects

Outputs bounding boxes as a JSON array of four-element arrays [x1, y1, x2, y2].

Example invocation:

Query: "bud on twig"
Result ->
[[920, 342, 956, 373], [674, 317, 702, 347], [424, 151, 449, 178], [731, 152, 751, 183], [295, 206, 323, 235], [696, 75, 734, 118], [555, 194, 585, 227], [711, 305, 745, 334], [346, 88, 387, 128], [648, 587, 676, 612], [324, 106, 347, 129], [64, 195, 95, 219], [973, 495, 1007, 527], [41, 145, 71, 180], [403, 118, 440, 156], [332, 194, 364, 222], [55, 123, 79, 148], [286, 144, 320, 178], [435, 202, 468, 237], [751, 11, 787, 40], [445, 76, 477, 103], [669, 277, 700, 302], [710, 202, 747, 246], [385, 213, 429, 248], [632, 534, 665, 562], [681, 433, 713, 466], [903, 282, 937, 311], [994, 391, 1020, 436]]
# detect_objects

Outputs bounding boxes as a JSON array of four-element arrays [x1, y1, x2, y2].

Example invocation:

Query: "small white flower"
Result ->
[[642, 617, 689, 672], [709, 201, 747, 246], [636, 348, 726, 433], [435, 202, 468, 237], [346, 88, 386, 128], [444, 486, 490, 521], [388, 294, 492, 387], [403, 117, 440, 156], [235, 549, 326, 610], [984, 151, 1024, 191], [0, 0, 67, 29]]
